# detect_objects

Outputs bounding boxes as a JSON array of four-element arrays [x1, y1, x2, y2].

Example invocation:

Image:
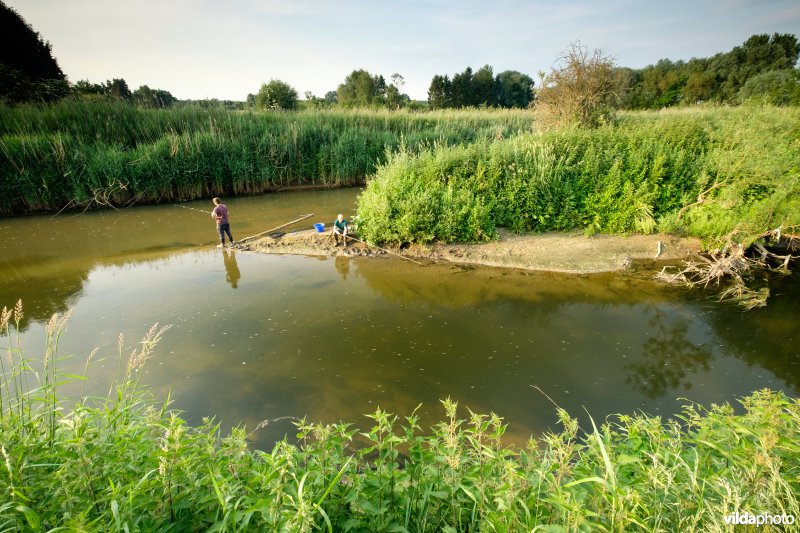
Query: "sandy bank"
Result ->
[[240, 228, 702, 274]]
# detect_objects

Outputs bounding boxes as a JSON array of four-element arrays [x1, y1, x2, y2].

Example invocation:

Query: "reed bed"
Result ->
[[0, 101, 536, 215], [2, 304, 798, 531]]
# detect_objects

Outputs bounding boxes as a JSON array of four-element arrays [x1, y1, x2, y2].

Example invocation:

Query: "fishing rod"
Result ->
[[175, 204, 211, 215], [237, 214, 314, 245], [343, 234, 425, 266]]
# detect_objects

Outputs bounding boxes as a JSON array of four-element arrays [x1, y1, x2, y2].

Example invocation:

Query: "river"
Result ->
[[1, 188, 798, 447]]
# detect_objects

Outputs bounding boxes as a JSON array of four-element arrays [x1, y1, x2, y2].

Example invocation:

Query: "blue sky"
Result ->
[[8, 0, 800, 101]]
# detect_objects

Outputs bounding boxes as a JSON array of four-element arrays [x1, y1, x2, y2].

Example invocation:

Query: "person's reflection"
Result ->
[[335, 255, 349, 280], [222, 249, 241, 288]]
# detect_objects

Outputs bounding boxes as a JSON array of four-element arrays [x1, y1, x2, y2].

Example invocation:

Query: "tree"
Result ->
[[303, 90, 324, 109], [471, 65, 497, 106], [132, 85, 175, 108], [255, 79, 298, 110], [450, 67, 474, 107], [324, 90, 338, 105], [386, 73, 407, 109], [739, 69, 800, 106], [535, 42, 618, 128], [72, 79, 105, 97], [0, 0, 69, 102], [337, 69, 385, 107], [105, 78, 131, 100], [496, 70, 534, 108], [390, 73, 405, 92], [427, 74, 452, 109], [715, 33, 800, 101]]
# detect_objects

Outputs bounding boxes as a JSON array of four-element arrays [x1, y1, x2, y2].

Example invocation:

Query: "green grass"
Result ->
[[357, 106, 800, 248], [0, 101, 536, 215], [2, 305, 799, 531]]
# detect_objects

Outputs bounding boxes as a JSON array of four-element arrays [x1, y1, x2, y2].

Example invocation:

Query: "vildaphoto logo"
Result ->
[[724, 511, 795, 526]]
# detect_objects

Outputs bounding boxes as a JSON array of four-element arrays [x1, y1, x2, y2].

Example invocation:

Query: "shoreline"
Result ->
[[241, 228, 703, 274]]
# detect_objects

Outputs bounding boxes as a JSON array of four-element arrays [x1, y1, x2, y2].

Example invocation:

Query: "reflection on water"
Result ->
[[625, 309, 713, 399], [1, 190, 799, 448], [0, 188, 360, 328], [335, 256, 350, 280], [222, 250, 241, 289]]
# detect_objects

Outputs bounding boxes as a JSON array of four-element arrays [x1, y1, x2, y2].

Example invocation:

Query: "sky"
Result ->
[[7, 0, 800, 101]]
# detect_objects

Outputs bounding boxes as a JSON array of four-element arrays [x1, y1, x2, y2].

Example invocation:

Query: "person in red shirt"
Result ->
[[211, 197, 235, 247]]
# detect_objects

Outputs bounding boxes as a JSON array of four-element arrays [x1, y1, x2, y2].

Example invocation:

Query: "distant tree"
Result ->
[[385, 84, 401, 109], [72, 79, 105, 97], [427, 74, 452, 109], [495, 70, 534, 108], [105, 78, 131, 100], [303, 90, 325, 109], [132, 85, 175, 108], [337, 69, 385, 107], [470, 65, 497, 106], [246, 93, 256, 107], [622, 33, 800, 109], [390, 73, 405, 91], [255, 79, 298, 110], [739, 69, 800, 105], [715, 33, 800, 101], [386, 73, 407, 109], [324, 90, 338, 105], [0, 0, 69, 102], [450, 67, 474, 107], [535, 42, 618, 128]]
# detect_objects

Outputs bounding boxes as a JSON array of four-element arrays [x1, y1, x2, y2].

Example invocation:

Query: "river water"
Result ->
[[1, 189, 798, 447]]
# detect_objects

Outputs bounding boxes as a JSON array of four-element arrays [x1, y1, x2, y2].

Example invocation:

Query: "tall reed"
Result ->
[[0, 101, 536, 215]]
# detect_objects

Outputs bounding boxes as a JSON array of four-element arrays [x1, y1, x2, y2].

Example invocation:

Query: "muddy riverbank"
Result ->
[[241, 228, 703, 273]]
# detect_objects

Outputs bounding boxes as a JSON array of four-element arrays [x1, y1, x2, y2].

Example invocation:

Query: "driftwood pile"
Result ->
[[657, 227, 799, 309]]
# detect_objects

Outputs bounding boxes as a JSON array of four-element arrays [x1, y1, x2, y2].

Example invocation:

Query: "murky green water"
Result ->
[[1, 189, 798, 447]]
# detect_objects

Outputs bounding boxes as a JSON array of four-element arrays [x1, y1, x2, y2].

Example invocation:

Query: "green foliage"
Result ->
[[428, 74, 452, 109], [427, 66, 535, 109], [337, 69, 386, 108], [358, 106, 800, 248], [131, 84, 176, 108], [358, 115, 709, 244], [0, 101, 536, 215], [2, 310, 799, 531], [739, 69, 800, 106], [255, 79, 299, 110], [496, 70, 535, 108], [0, 1, 69, 103], [624, 33, 800, 108]]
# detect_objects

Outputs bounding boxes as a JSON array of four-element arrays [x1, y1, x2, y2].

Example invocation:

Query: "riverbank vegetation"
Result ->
[[0, 102, 534, 215], [2, 308, 799, 531], [357, 105, 800, 249]]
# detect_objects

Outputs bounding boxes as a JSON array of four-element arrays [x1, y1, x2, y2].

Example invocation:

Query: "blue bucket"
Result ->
[[313, 223, 325, 233]]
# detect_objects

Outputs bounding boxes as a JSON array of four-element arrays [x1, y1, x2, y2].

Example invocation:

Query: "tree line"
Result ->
[[2, 1, 797, 112], [428, 66, 535, 109], [618, 33, 800, 108]]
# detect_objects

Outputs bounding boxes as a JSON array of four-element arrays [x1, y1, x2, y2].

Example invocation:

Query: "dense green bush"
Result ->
[[0, 101, 536, 215], [2, 309, 799, 531], [358, 106, 800, 247], [358, 121, 708, 244]]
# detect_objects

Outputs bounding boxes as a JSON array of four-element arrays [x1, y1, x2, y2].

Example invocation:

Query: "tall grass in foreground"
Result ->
[[0, 101, 535, 215], [2, 304, 799, 531], [357, 106, 800, 247]]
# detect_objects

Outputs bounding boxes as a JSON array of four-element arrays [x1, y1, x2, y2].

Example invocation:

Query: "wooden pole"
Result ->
[[236, 213, 314, 244]]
